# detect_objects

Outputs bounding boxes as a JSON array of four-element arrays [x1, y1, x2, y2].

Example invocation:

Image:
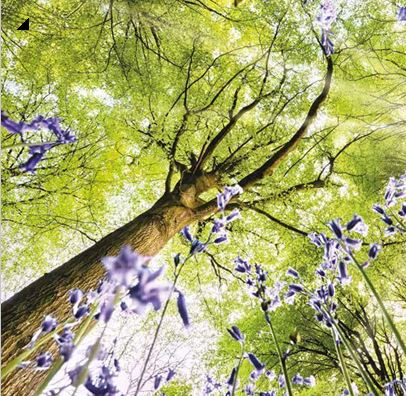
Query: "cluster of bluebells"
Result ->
[[203, 325, 315, 395], [285, 206, 388, 334], [181, 184, 242, 255], [373, 174, 406, 236], [1, 111, 76, 172], [234, 257, 288, 314], [384, 377, 406, 396], [278, 174, 406, 386], [316, 0, 337, 55], [20, 245, 180, 395]]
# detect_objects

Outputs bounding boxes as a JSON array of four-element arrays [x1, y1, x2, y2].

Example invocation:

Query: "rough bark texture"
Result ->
[[1, 193, 199, 395]]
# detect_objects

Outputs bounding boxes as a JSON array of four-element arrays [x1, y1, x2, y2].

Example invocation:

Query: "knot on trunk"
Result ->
[[177, 172, 217, 208]]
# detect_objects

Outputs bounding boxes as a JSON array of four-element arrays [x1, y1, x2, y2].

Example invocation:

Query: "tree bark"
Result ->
[[1, 193, 199, 395]]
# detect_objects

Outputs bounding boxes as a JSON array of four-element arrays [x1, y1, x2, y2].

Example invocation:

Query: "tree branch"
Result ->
[[239, 56, 333, 188]]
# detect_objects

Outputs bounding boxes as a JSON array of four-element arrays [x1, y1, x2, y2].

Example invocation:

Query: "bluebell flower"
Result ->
[[84, 366, 119, 395], [227, 325, 245, 342], [255, 264, 267, 283], [56, 326, 75, 362], [128, 267, 170, 314], [69, 289, 84, 305], [190, 239, 207, 255], [288, 284, 304, 293], [304, 375, 316, 387], [203, 375, 222, 394], [382, 214, 393, 226], [20, 151, 46, 173], [368, 243, 381, 260], [317, 0, 337, 29], [398, 204, 406, 218], [327, 282, 335, 297], [225, 209, 241, 223], [286, 268, 299, 278], [265, 370, 276, 381], [166, 368, 176, 382], [176, 290, 190, 327], [250, 369, 262, 381], [246, 353, 265, 371], [398, 7, 406, 21], [234, 257, 251, 273], [278, 374, 285, 388], [344, 237, 362, 251], [292, 373, 303, 385], [154, 375, 162, 390], [114, 359, 120, 372], [384, 175, 406, 206], [226, 367, 237, 387], [102, 246, 149, 287], [385, 226, 397, 236], [41, 315, 58, 333], [74, 304, 90, 319], [217, 185, 243, 211], [284, 290, 296, 305], [374, 204, 386, 215], [212, 219, 225, 233], [268, 294, 282, 311], [29, 315, 58, 348], [327, 219, 343, 239], [321, 30, 334, 55], [98, 292, 116, 323], [213, 234, 228, 245], [244, 383, 255, 395], [337, 261, 352, 285], [346, 214, 368, 236], [181, 226, 193, 242], [36, 352, 53, 370], [308, 232, 327, 247], [173, 253, 181, 266]]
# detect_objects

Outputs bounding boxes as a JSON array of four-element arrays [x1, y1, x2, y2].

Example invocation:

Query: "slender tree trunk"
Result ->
[[1, 193, 199, 395]]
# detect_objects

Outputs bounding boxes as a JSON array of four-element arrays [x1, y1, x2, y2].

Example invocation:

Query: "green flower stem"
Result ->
[[326, 312, 379, 395], [133, 255, 191, 396], [231, 343, 245, 396], [331, 329, 354, 396], [349, 251, 406, 356], [264, 312, 293, 396]]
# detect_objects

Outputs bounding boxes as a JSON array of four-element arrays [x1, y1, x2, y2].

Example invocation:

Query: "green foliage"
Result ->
[[2, 0, 405, 393]]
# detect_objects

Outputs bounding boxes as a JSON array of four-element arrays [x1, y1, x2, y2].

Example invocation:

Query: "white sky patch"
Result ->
[[140, 118, 150, 129], [76, 87, 117, 107], [3, 80, 26, 96], [105, 183, 139, 228], [229, 27, 241, 42]]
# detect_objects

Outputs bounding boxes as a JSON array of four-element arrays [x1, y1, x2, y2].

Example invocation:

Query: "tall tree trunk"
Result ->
[[1, 193, 199, 395]]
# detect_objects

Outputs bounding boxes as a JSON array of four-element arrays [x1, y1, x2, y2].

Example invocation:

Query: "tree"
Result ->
[[1, 0, 405, 394]]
